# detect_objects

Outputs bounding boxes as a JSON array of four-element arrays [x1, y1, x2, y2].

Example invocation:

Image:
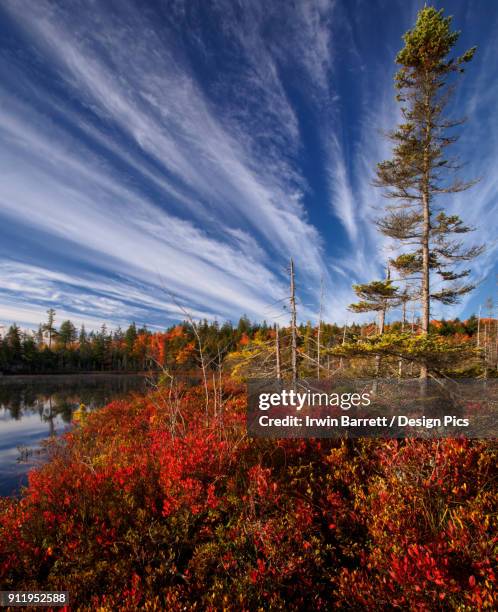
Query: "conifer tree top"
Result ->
[[396, 6, 475, 77]]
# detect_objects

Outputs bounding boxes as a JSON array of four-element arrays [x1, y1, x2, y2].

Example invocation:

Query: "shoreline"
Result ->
[[0, 371, 156, 384]]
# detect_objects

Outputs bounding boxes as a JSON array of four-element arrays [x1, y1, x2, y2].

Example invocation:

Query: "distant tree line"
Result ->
[[0, 310, 273, 375], [0, 307, 492, 376]]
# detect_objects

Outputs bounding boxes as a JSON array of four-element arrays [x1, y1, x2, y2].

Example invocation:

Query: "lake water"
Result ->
[[0, 374, 152, 496]]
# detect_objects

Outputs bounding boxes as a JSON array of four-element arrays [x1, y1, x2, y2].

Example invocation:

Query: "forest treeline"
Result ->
[[0, 306, 494, 375]]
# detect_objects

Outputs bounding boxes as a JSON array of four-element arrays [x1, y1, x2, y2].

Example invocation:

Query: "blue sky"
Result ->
[[0, 0, 496, 331]]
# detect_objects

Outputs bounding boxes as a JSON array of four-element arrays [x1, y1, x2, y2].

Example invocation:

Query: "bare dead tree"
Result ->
[[374, 264, 392, 377], [477, 304, 482, 348], [211, 344, 226, 420], [147, 356, 186, 437], [290, 258, 297, 385], [398, 291, 409, 378], [165, 292, 210, 421], [275, 324, 281, 379], [339, 321, 347, 370], [317, 277, 324, 379]]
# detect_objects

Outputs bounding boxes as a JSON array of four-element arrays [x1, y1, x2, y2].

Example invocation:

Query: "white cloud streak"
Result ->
[[0, 0, 495, 331], [0, 0, 334, 325]]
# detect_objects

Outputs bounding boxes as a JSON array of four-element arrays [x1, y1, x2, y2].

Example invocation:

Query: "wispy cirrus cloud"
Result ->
[[0, 0, 495, 331], [0, 0, 332, 327]]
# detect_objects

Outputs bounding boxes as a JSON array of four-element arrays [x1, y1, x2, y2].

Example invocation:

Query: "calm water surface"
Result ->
[[0, 374, 152, 496]]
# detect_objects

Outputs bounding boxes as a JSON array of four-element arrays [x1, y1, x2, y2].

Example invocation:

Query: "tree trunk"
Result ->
[[398, 298, 407, 378], [290, 259, 297, 385], [420, 85, 432, 381], [477, 304, 481, 347], [317, 278, 323, 379], [421, 191, 431, 335], [374, 308, 385, 378], [275, 325, 281, 379], [484, 318, 488, 379], [378, 308, 386, 336], [339, 323, 346, 370], [419, 193, 430, 380]]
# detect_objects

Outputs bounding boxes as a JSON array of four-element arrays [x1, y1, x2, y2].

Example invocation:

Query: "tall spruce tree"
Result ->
[[43, 308, 57, 349], [375, 6, 482, 378]]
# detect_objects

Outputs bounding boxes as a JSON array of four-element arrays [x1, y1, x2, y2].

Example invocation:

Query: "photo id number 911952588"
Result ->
[[0, 592, 69, 607]]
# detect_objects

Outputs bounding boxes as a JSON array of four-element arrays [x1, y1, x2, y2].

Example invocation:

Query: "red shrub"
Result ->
[[0, 385, 496, 610]]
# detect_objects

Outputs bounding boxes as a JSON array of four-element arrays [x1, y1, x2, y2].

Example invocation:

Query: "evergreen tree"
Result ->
[[349, 267, 401, 335], [43, 308, 57, 349], [79, 325, 88, 344], [0, 334, 6, 370], [113, 326, 124, 343], [35, 324, 44, 347], [58, 320, 77, 348], [125, 323, 137, 351], [465, 314, 478, 336], [78, 325, 91, 369], [124, 323, 137, 369], [375, 6, 482, 378], [21, 332, 37, 368], [237, 315, 251, 336], [6, 324, 22, 363]]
